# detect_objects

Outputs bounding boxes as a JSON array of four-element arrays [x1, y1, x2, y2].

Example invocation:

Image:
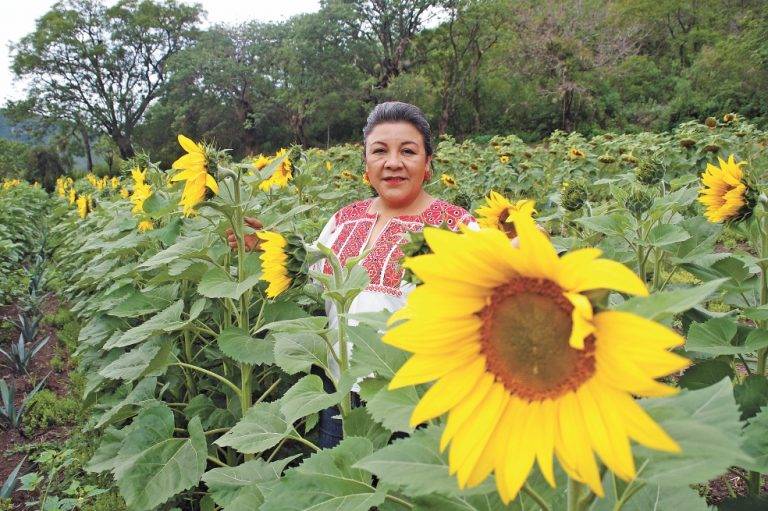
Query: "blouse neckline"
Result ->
[[362, 197, 440, 222]]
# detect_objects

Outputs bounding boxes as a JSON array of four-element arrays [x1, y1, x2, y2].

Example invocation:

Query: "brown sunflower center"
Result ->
[[478, 277, 596, 401]]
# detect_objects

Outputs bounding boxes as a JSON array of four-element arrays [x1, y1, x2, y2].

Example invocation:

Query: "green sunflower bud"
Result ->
[[635, 157, 666, 185], [621, 153, 638, 164], [626, 187, 654, 218], [679, 138, 696, 148], [560, 180, 587, 211], [705, 117, 717, 128], [285, 233, 308, 276]]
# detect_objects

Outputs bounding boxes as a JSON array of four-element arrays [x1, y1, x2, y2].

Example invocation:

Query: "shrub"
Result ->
[[22, 389, 79, 435]]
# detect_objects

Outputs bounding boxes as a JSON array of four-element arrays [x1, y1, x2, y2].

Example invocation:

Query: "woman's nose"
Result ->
[[384, 153, 404, 169]]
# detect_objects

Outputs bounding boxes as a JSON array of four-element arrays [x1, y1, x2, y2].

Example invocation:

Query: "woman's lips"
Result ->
[[383, 176, 407, 185]]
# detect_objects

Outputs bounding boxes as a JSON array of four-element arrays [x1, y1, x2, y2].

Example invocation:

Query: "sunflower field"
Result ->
[[3, 114, 768, 511]]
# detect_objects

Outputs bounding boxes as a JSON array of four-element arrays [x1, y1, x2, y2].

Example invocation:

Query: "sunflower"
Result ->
[[76, 195, 89, 219], [698, 155, 751, 223], [130, 168, 153, 215], [441, 173, 457, 187], [253, 154, 271, 170], [340, 170, 357, 181], [475, 191, 535, 239], [325, 161, 332, 172], [384, 213, 689, 503], [68, 188, 76, 205], [499, 155, 510, 164], [568, 148, 585, 159], [120, 187, 130, 199], [258, 149, 293, 192], [137, 220, 154, 232], [256, 231, 291, 298], [170, 135, 219, 216]]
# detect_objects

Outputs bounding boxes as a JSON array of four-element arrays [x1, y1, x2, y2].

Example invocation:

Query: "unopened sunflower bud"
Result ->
[[598, 154, 616, 164], [560, 180, 587, 211], [636, 157, 666, 185], [626, 188, 654, 218], [679, 138, 696, 148], [705, 117, 717, 128], [703, 143, 721, 153]]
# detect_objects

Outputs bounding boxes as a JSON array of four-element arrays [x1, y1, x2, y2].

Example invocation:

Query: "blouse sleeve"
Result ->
[[308, 211, 338, 274]]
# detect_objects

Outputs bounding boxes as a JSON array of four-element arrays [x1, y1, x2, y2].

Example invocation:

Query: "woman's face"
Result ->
[[364, 122, 431, 209]]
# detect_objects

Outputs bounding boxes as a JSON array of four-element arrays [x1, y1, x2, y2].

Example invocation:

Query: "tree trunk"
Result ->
[[80, 126, 93, 173], [113, 132, 135, 159]]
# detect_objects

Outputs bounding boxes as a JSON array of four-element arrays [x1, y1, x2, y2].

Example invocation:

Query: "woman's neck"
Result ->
[[371, 191, 434, 218]]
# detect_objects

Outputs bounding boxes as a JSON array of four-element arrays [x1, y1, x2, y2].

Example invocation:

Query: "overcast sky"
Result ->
[[0, 0, 321, 105]]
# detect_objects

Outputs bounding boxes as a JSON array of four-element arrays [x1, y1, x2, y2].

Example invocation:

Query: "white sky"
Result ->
[[0, 0, 321, 105]]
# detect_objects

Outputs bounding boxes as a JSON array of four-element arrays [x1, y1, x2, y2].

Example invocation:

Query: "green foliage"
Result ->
[[0, 138, 29, 180], [22, 389, 80, 435]]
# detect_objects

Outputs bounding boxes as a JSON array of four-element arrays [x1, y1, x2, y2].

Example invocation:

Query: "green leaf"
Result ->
[[201, 455, 299, 509], [615, 278, 726, 320], [218, 327, 274, 365], [99, 338, 165, 381], [343, 407, 391, 450], [113, 406, 207, 511], [734, 375, 768, 420], [355, 425, 493, 498], [348, 325, 408, 379], [364, 382, 420, 433], [685, 317, 739, 354], [94, 377, 157, 428], [198, 266, 261, 299], [279, 375, 340, 424], [108, 287, 174, 318], [647, 224, 690, 247], [742, 405, 768, 472], [215, 401, 292, 454], [105, 300, 185, 349], [138, 235, 208, 269], [273, 332, 328, 374], [261, 437, 386, 511], [637, 378, 752, 487], [678, 359, 735, 390], [575, 213, 634, 237], [85, 427, 128, 474]]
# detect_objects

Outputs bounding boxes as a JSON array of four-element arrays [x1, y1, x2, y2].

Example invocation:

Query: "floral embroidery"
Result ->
[[323, 198, 475, 296]]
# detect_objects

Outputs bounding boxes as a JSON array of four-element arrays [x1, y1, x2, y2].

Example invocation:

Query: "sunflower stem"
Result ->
[[522, 483, 551, 511], [567, 478, 583, 511]]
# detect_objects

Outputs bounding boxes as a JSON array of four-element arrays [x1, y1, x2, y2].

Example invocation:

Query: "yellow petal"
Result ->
[[388, 344, 482, 389], [409, 357, 487, 426]]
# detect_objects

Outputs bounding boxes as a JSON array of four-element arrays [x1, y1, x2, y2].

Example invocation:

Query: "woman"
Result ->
[[227, 101, 477, 447]]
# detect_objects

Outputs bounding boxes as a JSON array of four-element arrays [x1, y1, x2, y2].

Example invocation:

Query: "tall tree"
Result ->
[[10, 0, 202, 159]]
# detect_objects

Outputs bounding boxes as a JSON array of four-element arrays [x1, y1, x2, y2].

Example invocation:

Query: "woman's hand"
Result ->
[[225, 217, 264, 252]]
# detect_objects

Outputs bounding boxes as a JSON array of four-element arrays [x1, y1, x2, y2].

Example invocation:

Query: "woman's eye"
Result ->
[[403, 149, 415, 155], [373, 149, 384, 154]]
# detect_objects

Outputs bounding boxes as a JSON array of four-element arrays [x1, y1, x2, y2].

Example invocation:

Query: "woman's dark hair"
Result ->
[[362, 101, 433, 156]]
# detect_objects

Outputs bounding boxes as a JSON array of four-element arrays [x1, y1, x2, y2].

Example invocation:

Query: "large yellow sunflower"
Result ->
[[384, 213, 689, 503], [256, 231, 291, 298], [258, 149, 293, 192], [698, 154, 750, 223], [170, 134, 219, 216], [475, 191, 536, 238]]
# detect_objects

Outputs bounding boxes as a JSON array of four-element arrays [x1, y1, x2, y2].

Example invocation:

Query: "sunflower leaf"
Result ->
[[197, 267, 261, 299], [636, 378, 752, 487], [615, 278, 727, 321], [218, 327, 274, 365], [261, 437, 386, 511], [214, 401, 292, 454]]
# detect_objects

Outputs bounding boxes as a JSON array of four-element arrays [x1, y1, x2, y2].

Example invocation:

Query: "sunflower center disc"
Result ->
[[479, 277, 596, 401]]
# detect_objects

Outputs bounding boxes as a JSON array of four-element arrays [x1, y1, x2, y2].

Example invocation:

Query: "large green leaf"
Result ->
[[138, 235, 209, 269], [261, 437, 386, 511], [616, 279, 726, 321], [94, 377, 157, 428], [85, 427, 128, 474], [647, 223, 690, 247], [201, 455, 299, 509], [741, 405, 768, 472], [678, 359, 735, 390], [112, 405, 207, 511], [348, 324, 408, 379], [734, 374, 768, 420], [215, 401, 292, 454], [685, 317, 738, 355], [362, 379, 420, 433], [279, 375, 340, 424], [636, 378, 752, 487], [105, 299, 185, 349], [198, 266, 261, 299], [273, 332, 328, 374], [218, 327, 274, 365], [99, 338, 167, 381]]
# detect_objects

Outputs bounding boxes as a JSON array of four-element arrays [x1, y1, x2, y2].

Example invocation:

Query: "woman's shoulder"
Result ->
[[332, 198, 375, 224], [422, 198, 477, 231]]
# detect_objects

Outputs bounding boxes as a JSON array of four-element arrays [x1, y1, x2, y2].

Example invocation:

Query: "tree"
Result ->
[[328, 0, 444, 89], [10, 0, 202, 159]]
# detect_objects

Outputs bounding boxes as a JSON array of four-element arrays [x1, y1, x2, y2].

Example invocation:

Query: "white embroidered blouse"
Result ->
[[310, 197, 478, 385]]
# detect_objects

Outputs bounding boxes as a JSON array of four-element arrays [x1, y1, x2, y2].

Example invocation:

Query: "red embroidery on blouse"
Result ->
[[323, 199, 476, 297]]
